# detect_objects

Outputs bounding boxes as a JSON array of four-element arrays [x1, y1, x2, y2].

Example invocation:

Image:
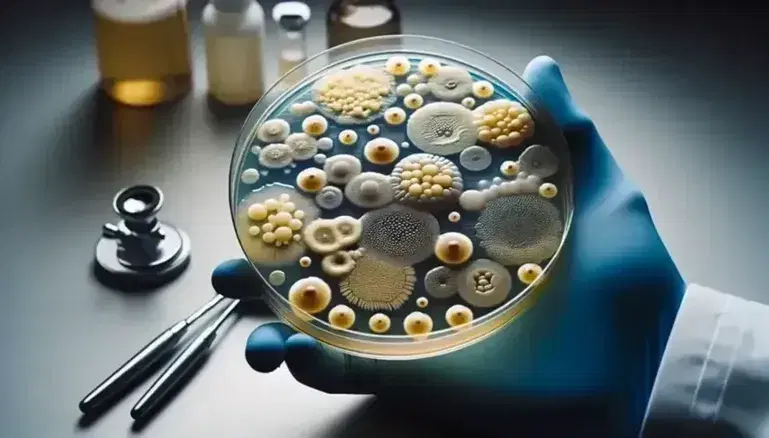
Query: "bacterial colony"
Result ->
[[233, 55, 566, 338]]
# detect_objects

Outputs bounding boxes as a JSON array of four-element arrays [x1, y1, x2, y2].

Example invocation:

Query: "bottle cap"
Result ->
[[272, 2, 311, 31]]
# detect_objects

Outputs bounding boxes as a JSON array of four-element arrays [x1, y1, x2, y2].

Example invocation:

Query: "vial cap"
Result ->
[[272, 1, 311, 31]]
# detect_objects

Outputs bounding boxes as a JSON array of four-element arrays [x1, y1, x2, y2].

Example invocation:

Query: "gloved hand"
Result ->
[[216, 56, 686, 436]]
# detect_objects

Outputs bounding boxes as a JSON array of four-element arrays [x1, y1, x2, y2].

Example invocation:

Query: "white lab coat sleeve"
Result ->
[[641, 284, 769, 437]]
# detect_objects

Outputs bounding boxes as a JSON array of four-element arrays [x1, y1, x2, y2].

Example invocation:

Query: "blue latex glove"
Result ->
[[217, 56, 686, 436]]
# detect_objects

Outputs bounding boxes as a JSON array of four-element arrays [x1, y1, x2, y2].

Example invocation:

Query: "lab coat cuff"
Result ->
[[641, 283, 764, 435]]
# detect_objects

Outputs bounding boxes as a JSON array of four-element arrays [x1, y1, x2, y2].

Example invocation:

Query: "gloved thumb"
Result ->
[[211, 258, 264, 300], [522, 56, 623, 207], [283, 334, 381, 395]]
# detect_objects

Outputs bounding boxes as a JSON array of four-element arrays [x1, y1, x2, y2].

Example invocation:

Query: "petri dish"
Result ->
[[229, 35, 573, 360]]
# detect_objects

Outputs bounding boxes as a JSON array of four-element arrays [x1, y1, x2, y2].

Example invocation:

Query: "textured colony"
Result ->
[[457, 259, 512, 308], [323, 154, 362, 184], [315, 185, 344, 210], [424, 266, 459, 298], [340, 254, 417, 311], [418, 58, 440, 76], [345, 172, 394, 208], [446, 304, 474, 327], [302, 115, 329, 137], [518, 144, 560, 178], [472, 81, 495, 99], [407, 102, 477, 155], [389, 153, 463, 206], [539, 183, 558, 199], [237, 185, 319, 265], [475, 194, 563, 266], [404, 93, 424, 109], [257, 119, 291, 143], [364, 137, 400, 165], [259, 143, 294, 169], [404, 311, 433, 336], [328, 304, 356, 329], [302, 216, 362, 254], [360, 204, 441, 265], [312, 65, 396, 124], [322, 250, 357, 277], [296, 168, 327, 193], [368, 313, 392, 333], [427, 66, 474, 101], [434, 232, 474, 265], [338, 129, 358, 145], [459, 145, 492, 171], [285, 133, 318, 160], [384, 107, 407, 125], [236, 53, 567, 341], [473, 99, 534, 148], [289, 277, 332, 315], [517, 263, 543, 285], [385, 56, 411, 76]]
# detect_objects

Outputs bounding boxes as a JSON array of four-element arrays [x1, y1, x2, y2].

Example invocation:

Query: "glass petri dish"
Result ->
[[229, 35, 573, 360]]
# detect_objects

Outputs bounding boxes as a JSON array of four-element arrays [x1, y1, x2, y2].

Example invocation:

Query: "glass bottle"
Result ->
[[326, 0, 401, 49], [92, 0, 192, 106], [203, 0, 266, 105], [272, 2, 311, 87]]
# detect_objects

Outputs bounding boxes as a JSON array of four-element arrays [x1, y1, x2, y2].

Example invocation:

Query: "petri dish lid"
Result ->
[[229, 35, 573, 360]]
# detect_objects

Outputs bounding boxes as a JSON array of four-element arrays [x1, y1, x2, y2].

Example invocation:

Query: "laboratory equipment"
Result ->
[[92, 0, 192, 106], [272, 2, 311, 87], [79, 259, 260, 415], [326, 0, 401, 49], [94, 185, 191, 289], [203, 0, 267, 105], [131, 300, 241, 419], [78, 295, 225, 414]]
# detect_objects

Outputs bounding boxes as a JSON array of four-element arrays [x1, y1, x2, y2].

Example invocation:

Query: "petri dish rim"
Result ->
[[229, 34, 574, 360]]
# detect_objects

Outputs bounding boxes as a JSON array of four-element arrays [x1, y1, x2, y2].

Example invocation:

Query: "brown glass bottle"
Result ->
[[326, 0, 401, 49]]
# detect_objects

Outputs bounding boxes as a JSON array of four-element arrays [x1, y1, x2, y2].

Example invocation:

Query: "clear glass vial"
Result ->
[[272, 2, 311, 87]]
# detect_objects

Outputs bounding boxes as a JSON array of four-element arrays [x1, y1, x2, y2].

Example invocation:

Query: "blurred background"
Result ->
[[0, 0, 767, 437]]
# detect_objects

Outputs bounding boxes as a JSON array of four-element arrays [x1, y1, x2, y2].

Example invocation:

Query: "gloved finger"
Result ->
[[245, 322, 296, 372], [522, 56, 623, 207], [211, 258, 264, 301], [283, 334, 380, 395], [522, 55, 584, 129]]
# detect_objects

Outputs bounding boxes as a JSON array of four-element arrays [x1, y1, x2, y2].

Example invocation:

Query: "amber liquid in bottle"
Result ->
[[326, 0, 401, 49], [93, 1, 192, 106]]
